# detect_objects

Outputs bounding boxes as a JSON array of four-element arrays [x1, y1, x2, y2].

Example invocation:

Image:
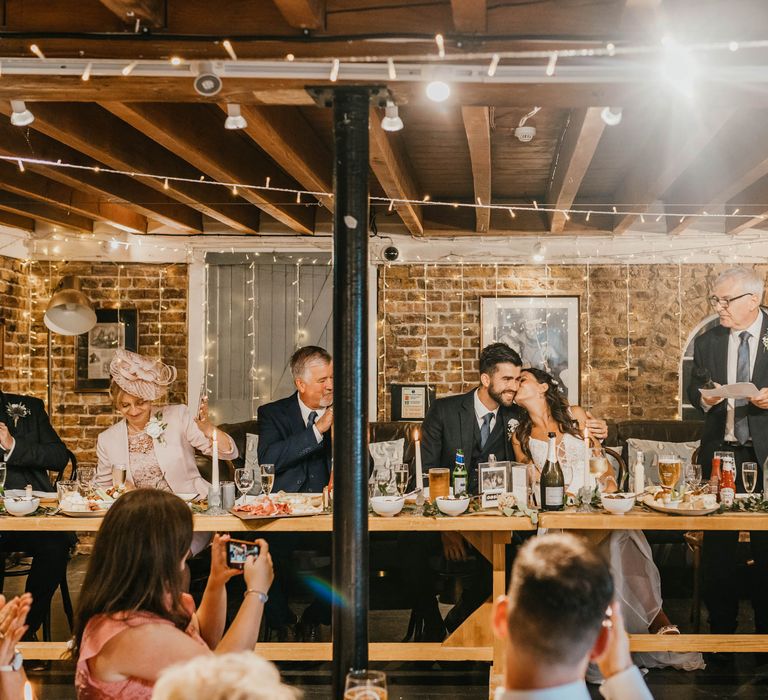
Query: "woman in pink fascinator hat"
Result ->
[[95, 349, 238, 509]]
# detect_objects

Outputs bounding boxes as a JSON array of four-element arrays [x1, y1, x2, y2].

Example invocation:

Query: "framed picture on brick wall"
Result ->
[[75, 308, 139, 392], [480, 296, 580, 405]]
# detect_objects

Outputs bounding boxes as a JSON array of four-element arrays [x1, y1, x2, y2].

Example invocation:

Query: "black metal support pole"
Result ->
[[331, 87, 370, 698]]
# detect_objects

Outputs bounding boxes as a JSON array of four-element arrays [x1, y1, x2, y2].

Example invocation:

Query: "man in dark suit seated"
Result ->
[[688, 267, 768, 643], [0, 389, 72, 640], [257, 346, 333, 640]]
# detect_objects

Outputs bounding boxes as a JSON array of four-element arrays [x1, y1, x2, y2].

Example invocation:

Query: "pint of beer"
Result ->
[[344, 670, 387, 700], [428, 468, 450, 502], [658, 455, 682, 490]]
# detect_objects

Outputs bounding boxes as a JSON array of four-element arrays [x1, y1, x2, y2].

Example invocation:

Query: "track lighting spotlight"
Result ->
[[10, 100, 34, 127], [224, 104, 247, 130], [601, 106, 623, 126], [426, 80, 450, 103], [380, 101, 404, 132]]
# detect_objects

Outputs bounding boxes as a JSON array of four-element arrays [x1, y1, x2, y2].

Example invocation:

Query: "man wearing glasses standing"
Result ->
[[688, 267, 768, 647]]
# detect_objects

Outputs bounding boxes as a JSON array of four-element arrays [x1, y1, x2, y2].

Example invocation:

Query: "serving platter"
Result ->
[[60, 508, 109, 518], [642, 494, 719, 517], [229, 493, 324, 520]]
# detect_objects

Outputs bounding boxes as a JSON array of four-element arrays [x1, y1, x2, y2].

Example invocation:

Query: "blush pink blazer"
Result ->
[[96, 404, 238, 497]]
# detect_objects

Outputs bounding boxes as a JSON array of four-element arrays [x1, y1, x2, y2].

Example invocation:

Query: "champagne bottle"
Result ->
[[453, 449, 468, 496], [540, 432, 565, 511]]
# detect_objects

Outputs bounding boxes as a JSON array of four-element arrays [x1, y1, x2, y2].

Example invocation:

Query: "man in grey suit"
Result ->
[[688, 267, 768, 639]]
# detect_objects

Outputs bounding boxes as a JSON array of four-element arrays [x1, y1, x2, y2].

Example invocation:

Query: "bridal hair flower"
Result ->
[[5, 402, 29, 427], [109, 349, 177, 401], [506, 418, 520, 437]]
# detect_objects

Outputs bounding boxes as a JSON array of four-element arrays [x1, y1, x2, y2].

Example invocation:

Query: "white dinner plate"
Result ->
[[60, 509, 108, 518], [642, 494, 719, 516]]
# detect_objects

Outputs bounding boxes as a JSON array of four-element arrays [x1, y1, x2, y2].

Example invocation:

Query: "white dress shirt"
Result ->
[[298, 396, 327, 443], [723, 312, 763, 441], [494, 665, 652, 700], [474, 389, 499, 434]]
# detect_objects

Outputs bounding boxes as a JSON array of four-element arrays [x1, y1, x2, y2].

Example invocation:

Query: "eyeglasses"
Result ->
[[708, 292, 753, 309]]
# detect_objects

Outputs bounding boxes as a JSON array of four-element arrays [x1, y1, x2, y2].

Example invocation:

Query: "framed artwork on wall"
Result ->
[[480, 296, 580, 405], [75, 308, 139, 392]]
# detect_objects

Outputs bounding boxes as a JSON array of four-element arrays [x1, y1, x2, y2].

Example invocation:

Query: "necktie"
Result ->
[[480, 413, 493, 450], [307, 411, 318, 429], [735, 331, 751, 444]]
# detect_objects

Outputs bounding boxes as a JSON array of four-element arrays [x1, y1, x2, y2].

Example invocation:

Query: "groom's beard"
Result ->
[[487, 385, 516, 408]]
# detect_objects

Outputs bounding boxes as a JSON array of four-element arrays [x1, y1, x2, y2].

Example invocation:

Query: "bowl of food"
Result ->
[[370, 496, 404, 517], [436, 496, 470, 517], [4, 497, 40, 517], [175, 492, 198, 503], [601, 493, 635, 515]]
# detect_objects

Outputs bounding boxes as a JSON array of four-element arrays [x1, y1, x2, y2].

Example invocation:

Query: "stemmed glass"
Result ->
[[376, 464, 392, 496], [393, 463, 409, 496], [234, 468, 254, 506], [685, 463, 702, 491], [344, 669, 387, 699], [0, 462, 6, 494], [742, 462, 758, 495], [111, 463, 127, 493], [589, 445, 611, 493], [260, 464, 275, 498]]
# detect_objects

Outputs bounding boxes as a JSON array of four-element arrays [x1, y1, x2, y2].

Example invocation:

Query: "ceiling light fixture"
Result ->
[[514, 106, 541, 142], [600, 106, 623, 126], [10, 100, 34, 126], [426, 79, 450, 102], [222, 40, 238, 61], [387, 58, 397, 80], [29, 44, 45, 60], [380, 100, 403, 131], [435, 34, 445, 59], [488, 54, 500, 77], [661, 36, 699, 96], [121, 61, 137, 76], [224, 103, 247, 130], [329, 58, 340, 82]]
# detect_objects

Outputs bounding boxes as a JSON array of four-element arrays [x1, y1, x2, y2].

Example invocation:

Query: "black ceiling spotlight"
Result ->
[[383, 246, 399, 261]]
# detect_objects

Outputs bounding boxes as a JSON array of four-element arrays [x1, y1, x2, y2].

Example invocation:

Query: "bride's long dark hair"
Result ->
[[514, 367, 581, 462]]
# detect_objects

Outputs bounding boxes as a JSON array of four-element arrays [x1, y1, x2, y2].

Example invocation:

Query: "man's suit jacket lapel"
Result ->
[[751, 311, 768, 386], [459, 390, 476, 464], [287, 393, 306, 435]]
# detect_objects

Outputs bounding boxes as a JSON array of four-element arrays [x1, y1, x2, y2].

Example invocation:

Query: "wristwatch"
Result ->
[[0, 650, 23, 672], [246, 589, 269, 604]]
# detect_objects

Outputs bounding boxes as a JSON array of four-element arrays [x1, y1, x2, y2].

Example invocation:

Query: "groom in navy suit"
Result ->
[[0, 389, 72, 639], [257, 346, 334, 639]]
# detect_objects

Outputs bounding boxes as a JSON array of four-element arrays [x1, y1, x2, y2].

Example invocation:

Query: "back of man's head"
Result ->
[[506, 533, 614, 666], [290, 345, 331, 380], [479, 343, 522, 376]]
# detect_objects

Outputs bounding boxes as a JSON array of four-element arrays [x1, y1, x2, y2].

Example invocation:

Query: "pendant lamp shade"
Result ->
[[44, 276, 97, 336]]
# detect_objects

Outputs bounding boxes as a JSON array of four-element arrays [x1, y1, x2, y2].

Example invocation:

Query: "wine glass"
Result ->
[[260, 464, 275, 498], [344, 669, 387, 699], [742, 462, 758, 495], [589, 446, 611, 493], [0, 462, 6, 493], [393, 463, 409, 496], [78, 466, 96, 498], [685, 463, 702, 491], [111, 463, 127, 493], [234, 468, 255, 505]]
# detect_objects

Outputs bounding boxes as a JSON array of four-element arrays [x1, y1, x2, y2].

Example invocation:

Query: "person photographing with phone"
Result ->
[[73, 489, 274, 699]]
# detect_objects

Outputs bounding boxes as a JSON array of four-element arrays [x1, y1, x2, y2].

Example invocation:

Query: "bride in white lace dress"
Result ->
[[511, 367, 704, 675]]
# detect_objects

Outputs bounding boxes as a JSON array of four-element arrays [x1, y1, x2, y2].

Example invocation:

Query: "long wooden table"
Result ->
[[8, 507, 768, 689]]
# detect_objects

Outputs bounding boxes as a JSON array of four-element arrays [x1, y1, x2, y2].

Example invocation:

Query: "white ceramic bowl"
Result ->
[[4, 497, 40, 516], [370, 496, 404, 517], [175, 492, 198, 503], [601, 493, 635, 515], [436, 496, 470, 517]]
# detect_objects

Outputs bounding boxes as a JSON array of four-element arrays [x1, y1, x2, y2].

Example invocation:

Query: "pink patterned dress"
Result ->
[[75, 593, 207, 700], [127, 430, 172, 492]]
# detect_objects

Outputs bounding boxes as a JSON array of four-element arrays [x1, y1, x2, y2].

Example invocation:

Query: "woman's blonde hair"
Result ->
[[152, 652, 300, 700], [109, 380, 152, 410]]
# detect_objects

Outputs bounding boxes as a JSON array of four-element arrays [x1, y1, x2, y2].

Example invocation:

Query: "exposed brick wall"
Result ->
[[0, 256, 188, 468], [377, 263, 763, 421]]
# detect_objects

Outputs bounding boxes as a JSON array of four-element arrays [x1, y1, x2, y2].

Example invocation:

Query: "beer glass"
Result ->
[[428, 468, 450, 502], [658, 455, 682, 490], [344, 670, 387, 700]]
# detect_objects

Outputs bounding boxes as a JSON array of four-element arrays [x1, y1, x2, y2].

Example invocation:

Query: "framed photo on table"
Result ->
[[480, 296, 580, 405], [75, 308, 139, 392]]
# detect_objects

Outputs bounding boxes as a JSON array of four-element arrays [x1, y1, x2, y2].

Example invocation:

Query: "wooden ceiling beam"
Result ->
[[664, 111, 768, 235], [546, 107, 606, 234], [0, 209, 35, 232], [451, 0, 487, 32], [369, 107, 423, 237], [0, 160, 147, 233], [461, 106, 492, 233], [725, 179, 768, 235], [0, 189, 93, 232], [612, 109, 733, 234], [98, 0, 165, 28], [102, 102, 313, 234], [0, 102, 261, 234], [229, 104, 333, 211], [272, 0, 325, 29]]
